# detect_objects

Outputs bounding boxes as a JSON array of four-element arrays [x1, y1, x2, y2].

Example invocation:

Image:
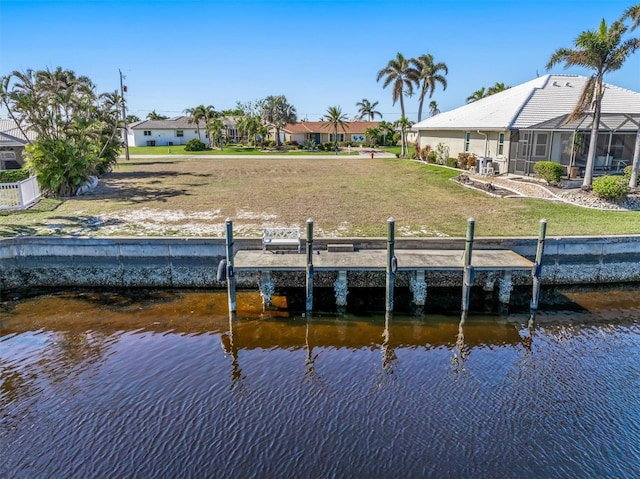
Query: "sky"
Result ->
[[1, 0, 639, 123]]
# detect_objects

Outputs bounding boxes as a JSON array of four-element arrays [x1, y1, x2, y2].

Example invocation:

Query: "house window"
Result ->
[[464, 132, 471, 152], [498, 133, 505, 155], [176, 130, 184, 137], [329, 133, 345, 142], [533, 132, 548, 157], [143, 130, 151, 136]]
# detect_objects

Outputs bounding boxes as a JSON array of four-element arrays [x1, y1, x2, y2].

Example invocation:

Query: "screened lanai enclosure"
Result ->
[[508, 113, 639, 178]]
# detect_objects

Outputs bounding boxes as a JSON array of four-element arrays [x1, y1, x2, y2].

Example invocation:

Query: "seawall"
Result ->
[[1, 235, 640, 292]]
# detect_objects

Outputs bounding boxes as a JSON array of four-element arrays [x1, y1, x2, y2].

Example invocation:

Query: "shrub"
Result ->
[[184, 139, 207, 151], [446, 157, 458, 168], [0, 167, 30, 183], [419, 145, 431, 161], [457, 152, 470, 169], [468, 155, 476, 168], [426, 151, 437, 163], [533, 161, 563, 183], [317, 143, 326, 151], [592, 175, 630, 200]]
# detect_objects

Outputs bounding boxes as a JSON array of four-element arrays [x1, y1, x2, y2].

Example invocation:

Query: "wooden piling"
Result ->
[[461, 218, 475, 313], [530, 218, 547, 312], [225, 218, 236, 313], [306, 218, 314, 312], [385, 217, 395, 312]]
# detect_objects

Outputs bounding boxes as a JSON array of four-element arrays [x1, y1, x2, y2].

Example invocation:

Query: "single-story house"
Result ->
[[127, 116, 239, 147], [0, 119, 36, 170], [282, 121, 381, 145], [412, 74, 640, 176]]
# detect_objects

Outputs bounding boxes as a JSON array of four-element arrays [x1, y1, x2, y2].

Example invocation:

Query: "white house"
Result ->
[[127, 116, 240, 147], [0, 119, 36, 170], [413, 74, 640, 176]]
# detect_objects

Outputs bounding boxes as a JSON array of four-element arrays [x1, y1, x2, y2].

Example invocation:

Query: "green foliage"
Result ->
[[26, 138, 96, 197], [1, 67, 123, 196], [446, 157, 458, 168], [426, 150, 437, 163], [623, 165, 638, 186], [184, 139, 207, 151], [592, 175, 630, 200], [533, 161, 564, 183], [0, 168, 29, 183]]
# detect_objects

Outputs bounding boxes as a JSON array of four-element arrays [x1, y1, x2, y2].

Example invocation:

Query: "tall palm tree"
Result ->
[[376, 52, 416, 119], [207, 117, 225, 149], [260, 95, 297, 146], [410, 54, 448, 122], [547, 18, 639, 187], [466, 87, 488, 103], [183, 104, 211, 141], [356, 98, 382, 121], [428, 101, 440, 117], [622, 3, 640, 188], [322, 105, 349, 154]]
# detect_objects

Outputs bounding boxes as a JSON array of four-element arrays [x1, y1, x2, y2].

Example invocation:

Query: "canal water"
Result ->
[[1, 287, 639, 478]]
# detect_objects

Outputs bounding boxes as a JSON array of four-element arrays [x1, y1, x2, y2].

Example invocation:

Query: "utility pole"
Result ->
[[119, 69, 130, 161]]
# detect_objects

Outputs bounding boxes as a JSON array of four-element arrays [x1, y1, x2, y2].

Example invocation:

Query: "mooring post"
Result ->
[[461, 218, 475, 313], [530, 218, 547, 312], [225, 218, 236, 313], [386, 217, 396, 313], [306, 218, 314, 312]]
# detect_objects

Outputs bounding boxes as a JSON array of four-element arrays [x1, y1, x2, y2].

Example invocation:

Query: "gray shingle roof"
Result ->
[[413, 74, 640, 131]]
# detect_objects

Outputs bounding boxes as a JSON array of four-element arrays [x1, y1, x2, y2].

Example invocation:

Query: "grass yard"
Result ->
[[2, 157, 639, 238]]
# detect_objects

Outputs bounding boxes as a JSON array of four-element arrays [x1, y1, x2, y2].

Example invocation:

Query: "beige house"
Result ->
[[413, 74, 640, 176], [282, 121, 380, 145], [127, 116, 239, 147]]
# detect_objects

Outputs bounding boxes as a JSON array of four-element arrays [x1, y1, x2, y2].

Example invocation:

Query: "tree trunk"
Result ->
[[629, 127, 640, 189], [417, 90, 425, 123], [582, 78, 603, 188]]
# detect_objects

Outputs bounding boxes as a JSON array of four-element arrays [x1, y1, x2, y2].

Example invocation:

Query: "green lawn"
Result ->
[[2, 157, 639, 238]]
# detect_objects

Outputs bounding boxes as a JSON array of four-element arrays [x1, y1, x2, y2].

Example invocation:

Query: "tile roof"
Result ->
[[284, 121, 380, 134], [413, 74, 640, 131]]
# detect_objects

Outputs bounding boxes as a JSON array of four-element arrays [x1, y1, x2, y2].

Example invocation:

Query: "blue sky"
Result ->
[[1, 0, 639, 122]]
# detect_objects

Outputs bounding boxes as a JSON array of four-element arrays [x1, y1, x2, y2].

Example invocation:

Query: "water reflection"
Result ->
[[2, 289, 640, 478]]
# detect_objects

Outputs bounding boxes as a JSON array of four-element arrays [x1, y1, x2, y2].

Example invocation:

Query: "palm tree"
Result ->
[[394, 116, 413, 158], [184, 105, 209, 141], [126, 114, 140, 124], [428, 101, 440, 117], [322, 105, 349, 154], [487, 82, 511, 95], [623, 3, 640, 30], [376, 52, 416, 119], [356, 98, 382, 121], [547, 18, 639, 187], [410, 54, 448, 122], [207, 117, 225, 149], [466, 87, 488, 103], [260, 95, 297, 146], [147, 110, 168, 120], [622, 3, 640, 188]]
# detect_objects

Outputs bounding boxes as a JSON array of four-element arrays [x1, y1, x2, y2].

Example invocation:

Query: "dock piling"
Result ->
[[530, 219, 547, 312], [461, 218, 475, 313], [225, 218, 236, 313], [386, 217, 396, 313], [306, 218, 314, 312]]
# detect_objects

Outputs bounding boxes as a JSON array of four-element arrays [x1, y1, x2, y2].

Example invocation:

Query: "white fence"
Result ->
[[0, 176, 41, 210]]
